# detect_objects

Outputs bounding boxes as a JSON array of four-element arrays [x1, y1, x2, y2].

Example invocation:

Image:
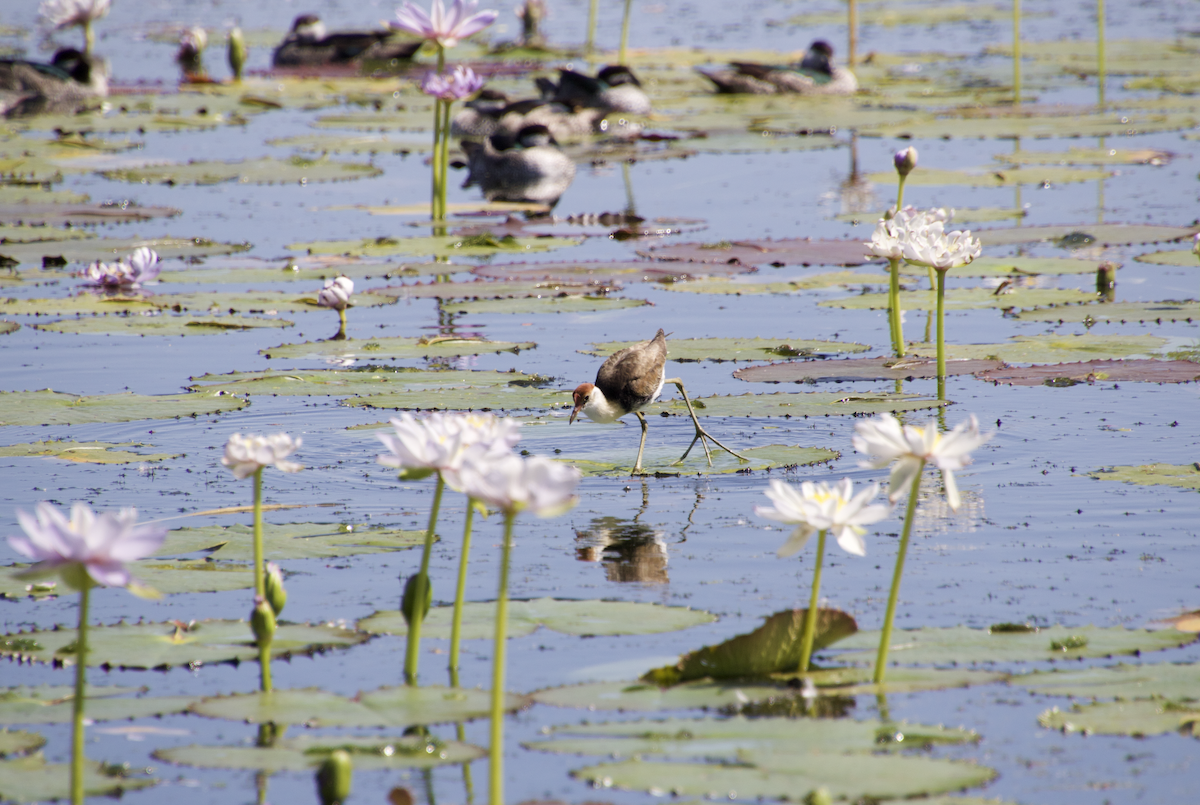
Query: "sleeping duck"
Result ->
[[535, 65, 651, 115], [698, 40, 857, 96], [272, 14, 422, 68], [452, 96, 606, 142], [0, 49, 107, 117], [461, 124, 576, 206]]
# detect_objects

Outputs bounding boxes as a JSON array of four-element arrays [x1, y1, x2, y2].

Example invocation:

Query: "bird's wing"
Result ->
[[596, 332, 666, 412]]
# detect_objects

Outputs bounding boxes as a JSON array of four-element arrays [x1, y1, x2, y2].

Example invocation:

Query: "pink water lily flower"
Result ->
[[388, 0, 498, 48], [221, 433, 304, 480], [420, 65, 484, 101], [78, 246, 161, 288], [39, 0, 111, 30], [9, 501, 166, 590], [317, 276, 354, 310]]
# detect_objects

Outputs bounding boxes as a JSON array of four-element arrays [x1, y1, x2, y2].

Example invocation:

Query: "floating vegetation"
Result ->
[[583, 336, 870, 362], [1084, 463, 1200, 491], [0, 389, 248, 427]]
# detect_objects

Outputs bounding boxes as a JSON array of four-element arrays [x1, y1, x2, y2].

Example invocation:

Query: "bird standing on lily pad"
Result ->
[[698, 40, 857, 96]]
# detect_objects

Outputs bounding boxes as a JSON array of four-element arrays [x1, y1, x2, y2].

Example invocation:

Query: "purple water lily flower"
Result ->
[[78, 246, 161, 289], [388, 0, 497, 48], [420, 65, 484, 101]]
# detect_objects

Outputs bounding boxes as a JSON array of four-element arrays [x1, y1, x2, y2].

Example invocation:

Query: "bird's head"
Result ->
[[291, 14, 327, 42], [569, 383, 595, 424]]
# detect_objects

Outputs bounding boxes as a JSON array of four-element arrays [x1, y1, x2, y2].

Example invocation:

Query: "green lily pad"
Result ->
[[346, 384, 565, 413], [0, 321, 17, 335], [0, 686, 199, 724], [189, 368, 546, 397], [645, 609, 856, 686], [836, 207, 1025, 224], [376, 278, 625, 298], [190, 686, 528, 727], [530, 715, 977, 760], [899, 256, 1110, 277], [156, 522, 426, 561], [903, 334, 1174, 363], [0, 235, 250, 266], [0, 730, 44, 758], [861, 110, 1200, 139], [0, 201, 181, 227], [1135, 250, 1198, 267], [0, 389, 248, 427], [0, 294, 161, 316], [734, 357, 1005, 383], [144, 290, 396, 314], [442, 295, 646, 315], [262, 335, 535, 361], [290, 234, 580, 258], [470, 262, 744, 283], [0, 224, 96, 243], [646, 391, 948, 418], [821, 287, 1099, 311], [0, 183, 89, 204], [268, 133, 433, 155], [565, 444, 839, 477], [1084, 463, 1200, 491], [0, 754, 156, 801], [1038, 700, 1200, 737], [0, 620, 369, 669], [659, 272, 890, 294], [33, 314, 294, 336], [583, 336, 869, 362], [1014, 662, 1200, 701], [153, 734, 484, 771], [157, 258, 461, 285], [976, 224, 1196, 247], [830, 625, 1196, 666], [866, 166, 1111, 187], [358, 599, 716, 639], [681, 130, 841, 155], [102, 156, 382, 186], [313, 107, 438, 131], [572, 752, 996, 799], [977, 359, 1200, 386], [777, 3, 1036, 28], [0, 440, 178, 463], [329, 201, 551, 217], [642, 238, 880, 267], [130, 561, 255, 595], [994, 147, 1172, 166]]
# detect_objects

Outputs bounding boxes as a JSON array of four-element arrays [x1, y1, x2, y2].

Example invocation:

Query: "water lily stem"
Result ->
[[935, 267, 947, 381], [71, 582, 91, 805], [888, 257, 904, 357], [431, 98, 444, 222], [449, 500, 476, 685], [336, 308, 347, 340], [619, 0, 633, 63], [1097, 0, 1106, 107], [489, 511, 516, 805], [894, 174, 906, 214], [798, 529, 827, 674], [259, 636, 272, 692], [874, 463, 924, 684], [848, 0, 857, 66], [83, 22, 94, 57], [253, 468, 265, 598], [1013, 0, 1021, 105], [439, 98, 452, 220], [405, 475, 445, 685], [586, 0, 598, 55]]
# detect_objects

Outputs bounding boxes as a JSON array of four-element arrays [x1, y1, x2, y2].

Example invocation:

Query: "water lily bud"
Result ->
[[1096, 261, 1117, 294], [1193, 232, 1200, 258], [893, 146, 918, 178], [316, 749, 353, 805], [804, 788, 833, 805], [264, 562, 287, 617], [228, 27, 247, 81], [401, 572, 432, 627], [250, 595, 276, 647]]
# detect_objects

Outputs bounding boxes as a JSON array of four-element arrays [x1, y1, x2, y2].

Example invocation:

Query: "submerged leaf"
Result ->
[[289, 234, 580, 257], [821, 287, 1098, 311], [642, 238, 881, 267]]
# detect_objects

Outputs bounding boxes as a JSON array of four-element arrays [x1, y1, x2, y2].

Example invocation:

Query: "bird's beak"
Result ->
[[569, 405, 581, 424]]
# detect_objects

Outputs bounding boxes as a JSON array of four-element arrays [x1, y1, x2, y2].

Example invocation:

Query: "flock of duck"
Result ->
[[0, 14, 858, 205]]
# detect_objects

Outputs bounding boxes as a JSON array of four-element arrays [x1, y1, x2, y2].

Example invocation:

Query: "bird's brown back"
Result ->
[[595, 328, 666, 414]]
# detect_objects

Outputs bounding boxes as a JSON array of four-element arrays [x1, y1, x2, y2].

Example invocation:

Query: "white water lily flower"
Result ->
[[9, 501, 165, 590], [865, 217, 904, 260], [756, 478, 891, 558], [221, 433, 304, 479], [40, 0, 111, 30], [378, 412, 521, 478], [78, 247, 161, 288], [455, 452, 579, 516], [317, 276, 354, 310], [852, 413, 992, 510], [902, 221, 981, 271], [1193, 232, 1200, 257], [388, 0, 498, 48], [865, 206, 953, 261]]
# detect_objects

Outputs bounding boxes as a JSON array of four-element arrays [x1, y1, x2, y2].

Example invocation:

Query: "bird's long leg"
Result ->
[[664, 378, 749, 466], [632, 411, 650, 475]]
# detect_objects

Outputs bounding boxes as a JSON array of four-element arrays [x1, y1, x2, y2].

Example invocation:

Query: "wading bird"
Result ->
[[570, 329, 746, 474]]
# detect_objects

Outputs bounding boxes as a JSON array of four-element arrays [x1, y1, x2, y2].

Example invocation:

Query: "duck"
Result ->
[[452, 96, 606, 142], [697, 40, 857, 96], [272, 14, 422, 68], [0, 48, 108, 117], [535, 65, 651, 115], [460, 124, 576, 206]]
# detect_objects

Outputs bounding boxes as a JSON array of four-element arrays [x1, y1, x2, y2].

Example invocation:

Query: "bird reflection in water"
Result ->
[[575, 515, 669, 584]]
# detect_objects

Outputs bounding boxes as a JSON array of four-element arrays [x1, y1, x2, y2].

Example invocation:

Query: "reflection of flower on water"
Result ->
[[913, 481, 986, 535], [574, 516, 669, 584]]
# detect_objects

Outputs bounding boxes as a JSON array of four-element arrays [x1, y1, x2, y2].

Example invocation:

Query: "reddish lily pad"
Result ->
[[471, 260, 754, 283], [370, 278, 621, 299], [978, 360, 1200, 386], [734, 357, 1006, 383], [976, 224, 1197, 247], [0, 203, 181, 227], [641, 238, 881, 267]]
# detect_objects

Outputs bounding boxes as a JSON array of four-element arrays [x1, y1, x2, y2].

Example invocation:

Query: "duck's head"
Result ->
[[290, 14, 327, 42], [515, 124, 556, 148], [598, 64, 642, 88], [800, 40, 835, 75], [51, 48, 108, 93]]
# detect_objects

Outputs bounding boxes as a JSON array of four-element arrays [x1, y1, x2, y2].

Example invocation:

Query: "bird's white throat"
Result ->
[[579, 385, 627, 424]]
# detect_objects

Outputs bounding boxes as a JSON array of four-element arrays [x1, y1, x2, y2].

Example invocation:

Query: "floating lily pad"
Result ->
[[0, 235, 250, 266], [836, 207, 1025, 224], [584, 337, 869, 362], [1084, 463, 1200, 492], [145, 290, 396, 314], [1014, 662, 1200, 701], [0, 321, 17, 335], [0, 183, 90, 205], [1038, 700, 1200, 738], [330, 201, 550, 217], [130, 561, 255, 595], [646, 609, 856, 686], [777, 3, 1035, 28], [102, 156, 382, 186], [156, 522, 426, 561], [1135, 249, 1197, 266], [267, 132, 433, 155], [976, 224, 1196, 247], [443, 296, 646, 315], [190, 686, 528, 727], [646, 391, 947, 419], [0, 294, 160, 316], [158, 259, 458, 285], [0, 754, 156, 801], [313, 108, 437, 131], [572, 752, 995, 800], [904, 334, 1174, 363], [734, 357, 1005, 383], [978, 359, 1200, 386], [0, 686, 199, 724], [0, 620, 369, 669], [0, 440, 178, 463], [345, 385, 566, 412], [189, 368, 545, 397], [830, 625, 1196, 666], [866, 166, 1110, 187], [373, 279, 620, 299], [470, 261, 733, 284], [262, 335, 535, 361], [0, 730, 44, 758], [899, 256, 1109, 277], [290, 234, 580, 258], [1018, 300, 1198, 324], [821, 287, 1098, 311], [660, 271, 890, 294], [642, 238, 880, 267], [0, 202, 181, 227], [994, 147, 1172, 166], [33, 314, 294, 336], [565, 444, 839, 477], [862, 110, 1200, 139], [359, 599, 715, 640], [153, 734, 484, 771], [681, 129, 841, 155], [0, 389, 248, 427], [0, 224, 95, 243]]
